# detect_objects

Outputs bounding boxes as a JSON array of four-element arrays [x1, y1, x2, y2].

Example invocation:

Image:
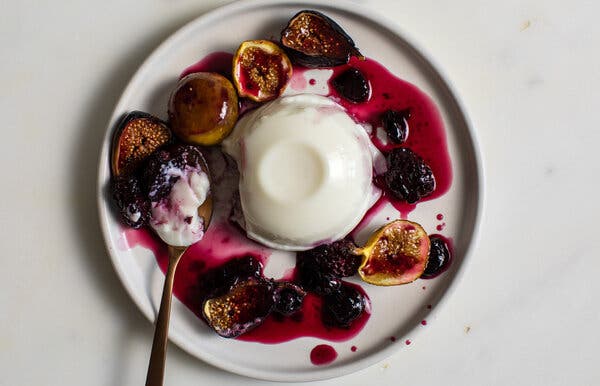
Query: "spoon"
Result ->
[[145, 163, 213, 386]]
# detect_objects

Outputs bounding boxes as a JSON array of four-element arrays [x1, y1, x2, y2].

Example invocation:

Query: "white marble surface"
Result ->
[[1, 0, 599, 385]]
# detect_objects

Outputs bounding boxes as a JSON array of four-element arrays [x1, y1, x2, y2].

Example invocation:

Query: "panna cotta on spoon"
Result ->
[[223, 94, 375, 251]]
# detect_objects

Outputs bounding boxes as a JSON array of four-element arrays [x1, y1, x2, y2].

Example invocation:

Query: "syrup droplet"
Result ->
[[436, 213, 444, 221], [405, 339, 411, 345], [421, 320, 427, 326], [389, 336, 396, 342], [310, 344, 338, 365], [351, 345, 357, 352]]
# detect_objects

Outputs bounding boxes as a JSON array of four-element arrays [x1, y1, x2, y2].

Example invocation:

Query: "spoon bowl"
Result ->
[[145, 158, 213, 386]]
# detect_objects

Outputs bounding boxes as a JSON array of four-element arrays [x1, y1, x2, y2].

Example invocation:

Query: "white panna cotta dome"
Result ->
[[223, 94, 374, 251]]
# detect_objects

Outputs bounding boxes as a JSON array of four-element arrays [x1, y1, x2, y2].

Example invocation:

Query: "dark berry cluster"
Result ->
[[296, 239, 366, 328], [384, 148, 435, 204], [273, 283, 306, 316], [381, 109, 410, 144], [199, 255, 264, 300], [111, 144, 207, 228], [111, 175, 150, 229], [421, 236, 451, 279], [331, 68, 370, 103], [322, 284, 365, 328], [142, 145, 206, 202]]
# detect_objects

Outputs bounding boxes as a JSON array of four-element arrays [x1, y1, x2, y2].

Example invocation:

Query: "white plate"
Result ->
[[97, 0, 483, 381]]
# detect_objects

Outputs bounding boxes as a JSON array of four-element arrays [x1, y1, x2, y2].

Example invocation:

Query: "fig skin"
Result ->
[[202, 278, 275, 338], [168, 72, 239, 146], [233, 40, 293, 102], [110, 111, 172, 177], [281, 10, 362, 68], [358, 220, 430, 286]]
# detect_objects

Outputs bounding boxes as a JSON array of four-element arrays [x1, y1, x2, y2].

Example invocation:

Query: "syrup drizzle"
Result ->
[[120, 53, 455, 351]]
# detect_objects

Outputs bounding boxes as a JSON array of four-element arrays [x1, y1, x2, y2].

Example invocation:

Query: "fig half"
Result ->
[[281, 10, 362, 68], [233, 40, 292, 102], [202, 278, 275, 338], [357, 220, 430, 286], [111, 111, 172, 177]]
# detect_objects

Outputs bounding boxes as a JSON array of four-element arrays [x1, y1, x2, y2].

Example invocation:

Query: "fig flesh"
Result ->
[[233, 40, 292, 102], [358, 220, 430, 286], [281, 10, 362, 68], [111, 111, 171, 177], [168, 72, 238, 146], [202, 278, 275, 338]]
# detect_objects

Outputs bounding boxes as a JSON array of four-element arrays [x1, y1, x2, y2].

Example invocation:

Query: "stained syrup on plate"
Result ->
[[122, 52, 453, 353]]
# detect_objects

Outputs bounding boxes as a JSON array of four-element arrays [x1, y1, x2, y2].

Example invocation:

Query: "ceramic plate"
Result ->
[[97, 0, 483, 381]]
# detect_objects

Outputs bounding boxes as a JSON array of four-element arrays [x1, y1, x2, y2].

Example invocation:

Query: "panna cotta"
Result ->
[[223, 94, 374, 250]]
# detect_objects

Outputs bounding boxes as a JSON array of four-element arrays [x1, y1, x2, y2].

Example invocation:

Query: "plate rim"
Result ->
[[96, 0, 485, 381]]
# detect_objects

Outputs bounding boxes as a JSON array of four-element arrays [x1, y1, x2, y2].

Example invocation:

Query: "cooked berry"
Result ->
[[421, 236, 451, 279], [274, 283, 306, 316], [111, 174, 150, 228], [384, 148, 435, 204], [297, 239, 361, 278], [296, 256, 342, 295], [331, 68, 370, 103], [382, 109, 410, 144], [141, 144, 207, 202], [322, 284, 365, 328], [198, 256, 263, 300]]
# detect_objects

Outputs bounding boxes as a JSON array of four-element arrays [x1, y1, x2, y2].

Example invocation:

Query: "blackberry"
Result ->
[[421, 236, 451, 279], [297, 239, 361, 278], [296, 256, 342, 295], [381, 109, 410, 144], [199, 255, 263, 300], [142, 144, 207, 202], [331, 68, 370, 103], [322, 284, 365, 328], [384, 148, 435, 204], [273, 283, 306, 316], [111, 174, 150, 228]]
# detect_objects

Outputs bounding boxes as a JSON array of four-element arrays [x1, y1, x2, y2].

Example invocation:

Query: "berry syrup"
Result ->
[[310, 344, 338, 365], [121, 222, 271, 318], [238, 282, 370, 344], [180, 52, 233, 79], [123, 225, 370, 344], [328, 57, 452, 217], [120, 52, 452, 349]]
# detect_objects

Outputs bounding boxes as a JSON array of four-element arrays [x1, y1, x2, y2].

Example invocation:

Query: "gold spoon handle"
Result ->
[[145, 246, 186, 386]]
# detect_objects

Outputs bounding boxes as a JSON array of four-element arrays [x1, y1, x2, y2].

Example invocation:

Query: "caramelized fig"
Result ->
[[281, 10, 362, 68], [110, 111, 171, 176], [202, 278, 275, 338], [358, 220, 430, 286], [168, 72, 238, 146], [233, 40, 292, 102]]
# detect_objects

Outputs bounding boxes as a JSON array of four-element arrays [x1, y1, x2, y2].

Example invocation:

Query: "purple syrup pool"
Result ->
[[121, 51, 453, 347], [328, 57, 452, 218], [310, 344, 338, 366], [122, 225, 370, 344]]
